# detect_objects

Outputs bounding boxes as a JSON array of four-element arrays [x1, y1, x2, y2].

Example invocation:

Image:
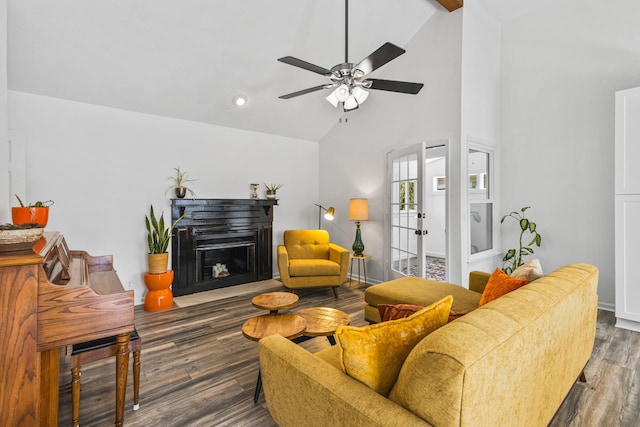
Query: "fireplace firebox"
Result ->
[[171, 199, 277, 297]]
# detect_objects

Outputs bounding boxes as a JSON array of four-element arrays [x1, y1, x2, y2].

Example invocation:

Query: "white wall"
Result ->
[[319, 8, 463, 284], [501, 0, 640, 310], [0, 0, 8, 215], [460, 2, 502, 280], [8, 91, 319, 304]]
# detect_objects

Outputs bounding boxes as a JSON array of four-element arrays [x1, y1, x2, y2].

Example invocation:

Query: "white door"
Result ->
[[615, 87, 640, 331], [385, 141, 447, 281]]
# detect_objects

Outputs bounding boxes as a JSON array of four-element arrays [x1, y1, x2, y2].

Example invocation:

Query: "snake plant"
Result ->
[[145, 205, 184, 254]]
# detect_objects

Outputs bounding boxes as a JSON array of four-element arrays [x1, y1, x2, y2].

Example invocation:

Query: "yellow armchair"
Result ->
[[277, 230, 349, 298]]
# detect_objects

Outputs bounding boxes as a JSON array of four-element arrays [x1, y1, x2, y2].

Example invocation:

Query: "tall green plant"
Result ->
[[145, 205, 184, 254], [501, 206, 542, 274]]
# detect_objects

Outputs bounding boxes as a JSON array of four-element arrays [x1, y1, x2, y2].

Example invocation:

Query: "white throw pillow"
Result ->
[[511, 258, 544, 281]]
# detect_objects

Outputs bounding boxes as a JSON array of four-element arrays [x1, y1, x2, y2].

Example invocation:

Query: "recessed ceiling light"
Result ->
[[233, 95, 247, 107]]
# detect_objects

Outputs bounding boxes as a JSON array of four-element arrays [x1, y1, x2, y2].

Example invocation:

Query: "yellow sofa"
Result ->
[[277, 230, 349, 297], [259, 264, 599, 426]]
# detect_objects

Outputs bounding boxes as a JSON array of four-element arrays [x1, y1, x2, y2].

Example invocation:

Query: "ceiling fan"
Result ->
[[277, 0, 424, 112]]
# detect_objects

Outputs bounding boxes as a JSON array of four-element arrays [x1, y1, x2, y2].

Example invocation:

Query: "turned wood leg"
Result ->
[[71, 366, 81, 427], [114, 333, 130, 427], [133, 350, 141, 410]]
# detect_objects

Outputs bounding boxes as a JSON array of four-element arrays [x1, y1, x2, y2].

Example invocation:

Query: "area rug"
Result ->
[[401, 256, 446, 281], [173, 279, 284, 308]]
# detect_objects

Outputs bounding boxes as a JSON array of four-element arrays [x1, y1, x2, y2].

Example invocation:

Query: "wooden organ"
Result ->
[[0, 232, 134, 426]]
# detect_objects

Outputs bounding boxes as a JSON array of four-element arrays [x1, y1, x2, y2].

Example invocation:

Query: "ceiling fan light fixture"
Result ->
[[343, 95, 359, 111], [325, 90, 340, 107], [352, 86, 369, 104], [335, 84, 350, 102]]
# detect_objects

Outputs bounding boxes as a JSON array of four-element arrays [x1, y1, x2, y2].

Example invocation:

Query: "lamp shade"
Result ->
[[343, 95, 358, 111], [335, 84, 350, 102], [352, 86, 369, 104], [324, 207, 335, 220], [325, 90, 340, 107], [349, 198, 369, 221]]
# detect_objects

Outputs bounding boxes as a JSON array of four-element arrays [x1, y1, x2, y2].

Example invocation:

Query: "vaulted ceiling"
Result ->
[[7, 0, 560, 142]]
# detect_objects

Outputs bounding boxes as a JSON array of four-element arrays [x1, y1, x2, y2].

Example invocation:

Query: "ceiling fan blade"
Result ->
[[353, 42, 406, 76], [368, 79, 424, 94], [278, 56, 332, 76], [279, 85, 329, 99]]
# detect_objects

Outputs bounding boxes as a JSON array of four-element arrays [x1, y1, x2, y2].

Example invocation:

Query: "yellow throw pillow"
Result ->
[[479, 268, 529, 306], [335, 295, 453, 396]]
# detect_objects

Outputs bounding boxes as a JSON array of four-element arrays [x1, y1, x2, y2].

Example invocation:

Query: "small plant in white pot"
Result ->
[[264, 183, 282, 200]]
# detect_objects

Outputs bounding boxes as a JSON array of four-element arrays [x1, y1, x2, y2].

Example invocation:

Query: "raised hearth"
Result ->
[[171, 199, 277, 297]]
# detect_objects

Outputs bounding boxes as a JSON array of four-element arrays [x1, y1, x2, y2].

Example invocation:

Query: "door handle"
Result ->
[[415, 229, 429, 235]]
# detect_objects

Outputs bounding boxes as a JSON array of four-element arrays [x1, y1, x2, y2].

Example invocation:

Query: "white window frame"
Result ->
[[467, 142, 499, 261]]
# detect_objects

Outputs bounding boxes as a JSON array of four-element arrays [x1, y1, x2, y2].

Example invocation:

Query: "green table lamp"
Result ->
[[349, 198, 368, 256]]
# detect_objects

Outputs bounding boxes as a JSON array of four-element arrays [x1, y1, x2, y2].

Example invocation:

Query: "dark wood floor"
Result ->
[[56, 281, 640, 426]]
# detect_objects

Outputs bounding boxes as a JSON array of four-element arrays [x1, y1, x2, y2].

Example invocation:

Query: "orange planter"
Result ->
[[12, 207, 49, 227], [143, 270, 174, 312]]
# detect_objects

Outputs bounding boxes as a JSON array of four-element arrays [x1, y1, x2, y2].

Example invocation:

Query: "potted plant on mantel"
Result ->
[[143, 205, 184, 312], [12, 194, 54, 227], [264, 183, 282, 200], [166, 167, 197, 199]]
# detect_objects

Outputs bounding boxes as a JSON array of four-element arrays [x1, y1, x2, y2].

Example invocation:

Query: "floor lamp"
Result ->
[[349, 198, 368, 256], [315, 204, 335, 229]]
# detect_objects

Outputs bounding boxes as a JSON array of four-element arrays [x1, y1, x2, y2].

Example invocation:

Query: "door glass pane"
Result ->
[[391, 153, 419, 276]]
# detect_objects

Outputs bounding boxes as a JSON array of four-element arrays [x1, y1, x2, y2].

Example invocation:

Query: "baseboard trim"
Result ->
[[615, 317, 640, 332], [598, 302, 615, 312]]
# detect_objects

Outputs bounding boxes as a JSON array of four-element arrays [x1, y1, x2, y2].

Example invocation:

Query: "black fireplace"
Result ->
[[171, 199, 277, 297]]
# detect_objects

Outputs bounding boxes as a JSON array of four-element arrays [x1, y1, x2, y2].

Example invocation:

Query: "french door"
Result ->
[[385, 141, 447, 281]]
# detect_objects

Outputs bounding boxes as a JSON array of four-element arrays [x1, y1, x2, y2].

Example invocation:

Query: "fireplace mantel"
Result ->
[[171, 199, 277, 296]]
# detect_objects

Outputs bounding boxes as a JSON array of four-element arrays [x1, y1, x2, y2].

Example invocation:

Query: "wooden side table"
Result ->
[[349, 253, 371, 286]]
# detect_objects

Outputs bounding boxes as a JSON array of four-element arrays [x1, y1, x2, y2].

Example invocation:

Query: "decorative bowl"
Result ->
[[0, 224, 45, 252]]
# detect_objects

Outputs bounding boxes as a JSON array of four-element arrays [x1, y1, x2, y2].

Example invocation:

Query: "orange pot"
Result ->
[[143, 270, 174, 312], [12, 207, 49, 227]]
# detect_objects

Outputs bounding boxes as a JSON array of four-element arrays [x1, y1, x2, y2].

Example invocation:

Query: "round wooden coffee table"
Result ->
[[251, 291, 299, 313], [243, 291, 304, 403], [296, 307, 350, 345], [242, 313, 307, 342]]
